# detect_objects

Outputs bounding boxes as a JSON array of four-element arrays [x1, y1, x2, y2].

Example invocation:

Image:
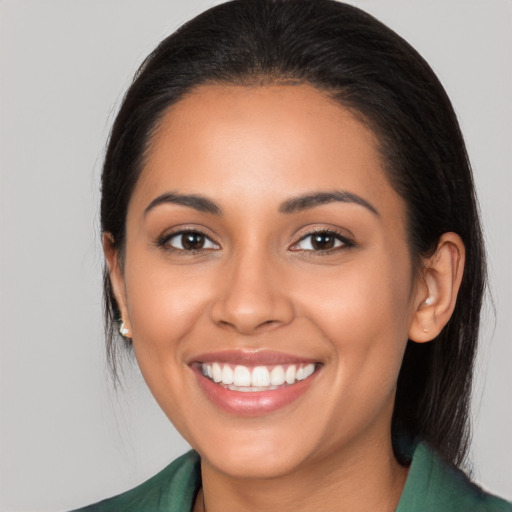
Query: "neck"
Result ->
[[195, 433, 408, 512]]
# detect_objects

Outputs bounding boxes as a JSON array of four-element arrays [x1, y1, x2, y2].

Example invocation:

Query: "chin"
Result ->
[[188, 415, 334, 480], [202, 441, 310, 479]]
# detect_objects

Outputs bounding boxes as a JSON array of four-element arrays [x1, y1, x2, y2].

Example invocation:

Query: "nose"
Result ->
[[210, 249, 294, 335]]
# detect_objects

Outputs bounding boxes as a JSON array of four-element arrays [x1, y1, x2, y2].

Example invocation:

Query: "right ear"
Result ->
[[103, 233, 132, 335]]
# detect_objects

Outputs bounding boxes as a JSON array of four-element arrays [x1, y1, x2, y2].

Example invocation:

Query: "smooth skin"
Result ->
[[104, 84, 465, 512]]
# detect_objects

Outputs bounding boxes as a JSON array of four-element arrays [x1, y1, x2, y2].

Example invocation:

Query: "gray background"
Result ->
[[0, 0, 510, 510]]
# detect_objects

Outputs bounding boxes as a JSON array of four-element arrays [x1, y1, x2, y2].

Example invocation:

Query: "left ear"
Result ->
[[409, 232, 465, 343]]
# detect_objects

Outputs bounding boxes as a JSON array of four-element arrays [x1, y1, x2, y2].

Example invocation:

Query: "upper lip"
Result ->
[[188, 350, 319, 366]]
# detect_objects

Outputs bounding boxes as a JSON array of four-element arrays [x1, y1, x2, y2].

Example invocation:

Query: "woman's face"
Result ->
[[111, 84, 424, 479]]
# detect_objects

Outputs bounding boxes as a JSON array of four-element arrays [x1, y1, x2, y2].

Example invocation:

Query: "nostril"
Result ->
[[260, 319, 280, 328], [216, 317, 281, 333]]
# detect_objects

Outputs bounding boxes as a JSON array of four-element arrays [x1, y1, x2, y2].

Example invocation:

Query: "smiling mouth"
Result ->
[[200, 362, 318, 392]]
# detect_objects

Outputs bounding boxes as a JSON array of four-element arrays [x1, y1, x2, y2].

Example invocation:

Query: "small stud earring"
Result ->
[[425, 296, 434, 306], [119, 321, 130, 337]]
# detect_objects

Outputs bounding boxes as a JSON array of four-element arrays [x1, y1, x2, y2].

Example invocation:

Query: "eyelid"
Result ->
[[156, 227, 220, 252], [289, 228, 354, 252], [154, 225, 353, 254]]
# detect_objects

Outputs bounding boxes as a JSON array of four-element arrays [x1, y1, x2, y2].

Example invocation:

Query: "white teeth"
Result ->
[[212, 362, 222, 383], [228, 385, 280, 392], [251, 366, 270, 387], [296, 363, 315, 381], [233, 365, 251, 386], [285, 365, 296, 384], [270, 365, 285, 386], [201, 362, 317, 390], [304, 364, 315, 378], [221, 365, 234, 385]]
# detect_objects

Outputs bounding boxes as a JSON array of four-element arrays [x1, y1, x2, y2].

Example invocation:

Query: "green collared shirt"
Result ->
[[73, 443, 511, 511]]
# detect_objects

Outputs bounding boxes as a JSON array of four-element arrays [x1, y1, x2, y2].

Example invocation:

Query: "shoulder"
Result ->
[[71, 450, 201, 512], [396, 442, 511, 512]]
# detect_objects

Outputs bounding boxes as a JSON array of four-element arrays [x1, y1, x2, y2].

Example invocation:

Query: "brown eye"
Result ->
[[181, 233, 206, 250], [165, 231, 219, 251], [291, 230, 353, 252], [311, 233, 336, 250]]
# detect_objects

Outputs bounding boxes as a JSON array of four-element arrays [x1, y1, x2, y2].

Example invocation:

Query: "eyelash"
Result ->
[[156, 228, 354, 254], [156, 229, 219, 254], [290, 229, 354, 254]]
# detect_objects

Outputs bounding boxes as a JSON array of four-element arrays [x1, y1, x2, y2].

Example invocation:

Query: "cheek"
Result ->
[[121, 258, 215, 433], [125, 255, 208, 331], [305, 257, 409, 317], [121, 254, 214, 386], [295, 253, 413, 371]]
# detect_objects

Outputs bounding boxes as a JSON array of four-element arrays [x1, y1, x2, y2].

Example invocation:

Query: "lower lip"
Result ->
[[192, 367, 318, 416]]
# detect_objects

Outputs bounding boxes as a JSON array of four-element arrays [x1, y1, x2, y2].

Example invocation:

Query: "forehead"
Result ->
[[133, 83, 402, 219]]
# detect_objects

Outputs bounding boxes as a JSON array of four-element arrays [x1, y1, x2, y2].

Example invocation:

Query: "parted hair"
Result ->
[[101, 0, 486, 469]]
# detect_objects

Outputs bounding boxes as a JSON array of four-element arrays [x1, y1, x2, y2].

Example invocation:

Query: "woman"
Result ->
[[74, 0, 511, 510]]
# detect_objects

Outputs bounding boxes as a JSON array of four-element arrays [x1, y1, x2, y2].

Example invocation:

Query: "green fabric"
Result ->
[[395, 443, 511, 512], [72, 451, 201, 512], [73, 443, 511, 511]]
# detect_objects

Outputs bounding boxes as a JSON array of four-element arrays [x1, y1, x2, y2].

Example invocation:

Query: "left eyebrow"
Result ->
[[279, 190, 379, 216], [144, 192, 223, 216]]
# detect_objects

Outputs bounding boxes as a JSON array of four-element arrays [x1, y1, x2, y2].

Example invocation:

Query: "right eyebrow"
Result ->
[[279, 190, 379, 216], [144, 192, 223, 216]]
